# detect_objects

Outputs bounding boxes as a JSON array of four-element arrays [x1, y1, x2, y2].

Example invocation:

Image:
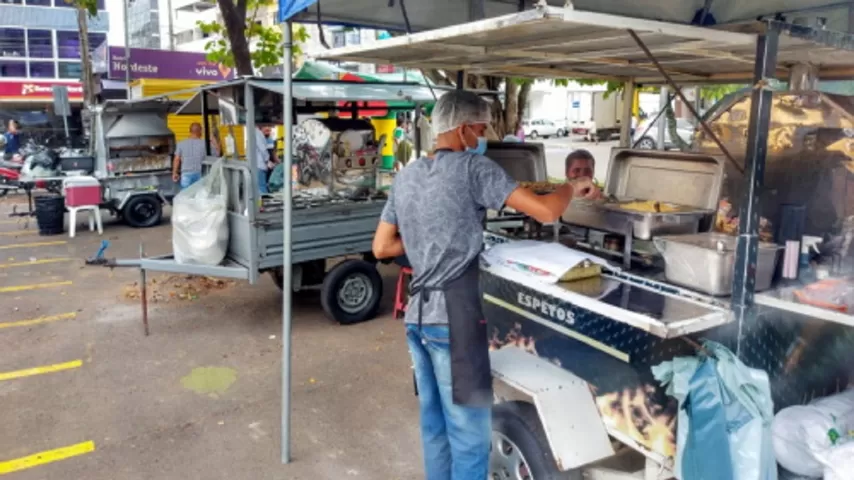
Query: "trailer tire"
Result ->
[[491, 402, 582, 480], [321, 259, 382, 325], [122, 195, 162, 228]]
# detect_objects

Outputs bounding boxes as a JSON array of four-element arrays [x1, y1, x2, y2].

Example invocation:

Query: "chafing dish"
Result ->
[[562, 149, 725, 240]]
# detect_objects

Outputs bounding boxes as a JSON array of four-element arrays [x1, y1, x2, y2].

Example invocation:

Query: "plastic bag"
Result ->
[[772, 389, 854, 477], [653, 341, 777, 480], [824, 441, 854, 480], [172, 159, 229, 265]]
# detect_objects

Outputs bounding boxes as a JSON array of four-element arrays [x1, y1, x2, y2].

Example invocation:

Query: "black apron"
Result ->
[[411, 259, 493, 408]]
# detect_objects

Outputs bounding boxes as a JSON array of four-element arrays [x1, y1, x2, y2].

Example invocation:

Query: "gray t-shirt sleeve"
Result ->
[[470, 154, 518, 211], [174, 141, 185, 158], [380, 183, 397, 225]]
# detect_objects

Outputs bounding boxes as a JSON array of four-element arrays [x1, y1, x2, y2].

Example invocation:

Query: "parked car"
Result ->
[[522, 119, 566, 139], [632, 117, 695, 149]]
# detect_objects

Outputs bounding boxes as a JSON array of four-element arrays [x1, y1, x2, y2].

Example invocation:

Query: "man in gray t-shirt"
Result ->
[[172, 123, 219, 190], [372, 90, 595, 479]]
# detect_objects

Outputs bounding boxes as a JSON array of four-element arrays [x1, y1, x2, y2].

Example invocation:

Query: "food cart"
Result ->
[[112, 78, 468, 327], [314, 5, 854, 478], [8, 97, 180, 227]]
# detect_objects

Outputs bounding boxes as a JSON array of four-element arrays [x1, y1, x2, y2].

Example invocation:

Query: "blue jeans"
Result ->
[[406, 324, 491, 480], [180, 171, 202, 189], [258, 169, 269, 194]]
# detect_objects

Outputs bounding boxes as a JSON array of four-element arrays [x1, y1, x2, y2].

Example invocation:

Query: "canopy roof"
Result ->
[[313, 6, 854, 84], [293, 0, 853, 34]]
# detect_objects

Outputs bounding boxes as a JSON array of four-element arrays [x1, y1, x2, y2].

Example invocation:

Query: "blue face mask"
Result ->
[[461, 126, 487, 155]]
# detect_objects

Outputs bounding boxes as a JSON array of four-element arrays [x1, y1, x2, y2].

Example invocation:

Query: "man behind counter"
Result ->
[[172, 122, 219, 189], [372, 90, 597, 480]]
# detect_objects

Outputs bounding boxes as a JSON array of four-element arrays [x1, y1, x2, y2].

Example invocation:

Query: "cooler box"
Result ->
[[63, 176, 102, 207]]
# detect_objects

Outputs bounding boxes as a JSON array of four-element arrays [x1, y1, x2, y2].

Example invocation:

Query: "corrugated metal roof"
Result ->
[[313, 6, 854, 84]]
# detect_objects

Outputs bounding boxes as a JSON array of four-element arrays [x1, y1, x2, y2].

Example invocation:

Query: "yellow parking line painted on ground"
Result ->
[[0, 257, 72, 269], [0, 440, 95, 475], [0, 241, 66, 250], [0, 312, 76, 329], [0, 230, 35, 237], [0, 359, 82, 382], [0, 281, 72, 294], [0, 219, 26, 225]]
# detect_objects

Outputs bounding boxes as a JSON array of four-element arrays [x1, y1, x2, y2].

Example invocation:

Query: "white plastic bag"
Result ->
[[824, 441, 854, 480], [772, 389, 854, 477], [172, 159, 229, 265]]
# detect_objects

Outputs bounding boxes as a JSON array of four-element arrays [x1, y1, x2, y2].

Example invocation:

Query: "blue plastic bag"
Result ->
[[681, 358, 736, 480]]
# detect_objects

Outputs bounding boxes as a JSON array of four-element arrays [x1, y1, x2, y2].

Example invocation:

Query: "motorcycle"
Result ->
[[0, 141, 62, 198]]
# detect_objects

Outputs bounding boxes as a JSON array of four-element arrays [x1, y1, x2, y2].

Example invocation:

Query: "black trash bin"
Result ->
[[34, 194, 65, 236]]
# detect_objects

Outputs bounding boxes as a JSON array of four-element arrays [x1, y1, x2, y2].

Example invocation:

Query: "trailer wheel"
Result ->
[[321, 259, 382, 325], [491, 402, 582, 480], [122, 195, 162, 228]]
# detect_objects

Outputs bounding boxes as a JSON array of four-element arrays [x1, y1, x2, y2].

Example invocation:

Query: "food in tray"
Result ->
[[519, 181, 559, 193], [616, 200, 680, 213], [714, 198, 775, 242]]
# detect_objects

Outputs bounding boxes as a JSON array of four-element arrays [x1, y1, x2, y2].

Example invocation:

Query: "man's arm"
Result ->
[[172, 144, 183, 181], [372, 185, 404, 259], [505, 184, 574, 224], [372, 221, 405, 259]]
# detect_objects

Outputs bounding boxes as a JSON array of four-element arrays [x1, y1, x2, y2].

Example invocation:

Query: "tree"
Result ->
[[199, 0, 309, 75], [67, 0, 98, 107]]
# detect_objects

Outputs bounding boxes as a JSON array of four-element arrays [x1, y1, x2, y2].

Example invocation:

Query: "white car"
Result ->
[[522, 119, 566, 139], [632, 117, 695, 149]]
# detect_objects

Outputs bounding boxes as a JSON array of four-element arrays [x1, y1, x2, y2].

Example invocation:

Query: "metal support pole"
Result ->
[[245, 83, 258, 205], [122, 0, 131, 88], [166, 0, 175, 50], [456, 70, 465, 89], [731, 28, 780, 352], [657, 87, 667, 149], [201, 91, 211, 156], [619, 79, 634, 148], [281, 21, 294, 465], [139, 243, 149, 337]]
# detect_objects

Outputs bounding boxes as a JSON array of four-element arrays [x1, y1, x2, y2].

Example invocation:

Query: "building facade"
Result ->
[[0, 0, 109, 81]]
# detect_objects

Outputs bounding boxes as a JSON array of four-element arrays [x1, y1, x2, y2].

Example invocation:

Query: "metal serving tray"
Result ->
[[655, 232, 780, 296], [486, 142, 547, 182], [602, 149, 725, 239]]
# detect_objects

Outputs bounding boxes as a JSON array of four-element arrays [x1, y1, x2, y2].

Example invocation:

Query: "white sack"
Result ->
[[172, 159, 229, 265]]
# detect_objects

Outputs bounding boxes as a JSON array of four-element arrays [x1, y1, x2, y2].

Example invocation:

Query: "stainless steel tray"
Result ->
[[603, 201, 712, 240], [655, 232, 780, 296]]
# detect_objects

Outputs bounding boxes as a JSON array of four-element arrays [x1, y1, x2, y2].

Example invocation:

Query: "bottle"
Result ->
[[224, 133, 236, 157], [799, 235, 822, 282]]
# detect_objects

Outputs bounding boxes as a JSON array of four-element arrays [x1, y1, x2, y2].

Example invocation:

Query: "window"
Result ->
[[56, 31, 79, 59], [57, 61, 81, 79], [345, 30, 361, 45], [0, 60, 26, 77], [89, 32, 106, 51], [26, 0, 52, 5], [0, 28, 25, 58], [332, 31, 346, 48], [0, 0, 23, 4], [28, 61, 55, 78], [26, 29, 53, 58]]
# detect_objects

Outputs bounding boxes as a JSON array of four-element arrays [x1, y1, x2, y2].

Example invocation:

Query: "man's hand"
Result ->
[[172, 172, 180, 183], [569, 177, 601, 200]]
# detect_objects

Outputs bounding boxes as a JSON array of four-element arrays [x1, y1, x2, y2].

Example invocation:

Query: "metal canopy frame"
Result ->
[[278, 4, 854, 467], [313, 5, 854, 84]]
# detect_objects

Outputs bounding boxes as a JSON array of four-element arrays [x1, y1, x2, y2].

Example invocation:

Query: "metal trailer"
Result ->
[[114, 78, 462, 328], [314, 5, 854, 478], [8, 97, 181, 226]]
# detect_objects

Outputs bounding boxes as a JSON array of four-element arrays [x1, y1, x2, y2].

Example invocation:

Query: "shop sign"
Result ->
[[105, 47, 236, 81], [0, 81, 83, 100]]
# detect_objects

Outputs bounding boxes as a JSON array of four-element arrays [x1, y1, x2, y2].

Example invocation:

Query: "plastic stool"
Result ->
[[393, 266, 413, 320], [67, 206, 103, 238]]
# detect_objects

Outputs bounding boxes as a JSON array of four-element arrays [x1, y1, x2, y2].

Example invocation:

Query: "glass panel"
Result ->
[[54, 0, 73, 7], [89, 32, 106, 50], [56, 31, 79, 59], [0, 61, 26, 77], [57, 61, 81, 79], [0, 29, 26, 58], [0, 0, 23, 4], [26, 0, 52, 5], [27, 29, 53, 58], [97, 0, 105, 9], [28, 61, 55, 78]]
